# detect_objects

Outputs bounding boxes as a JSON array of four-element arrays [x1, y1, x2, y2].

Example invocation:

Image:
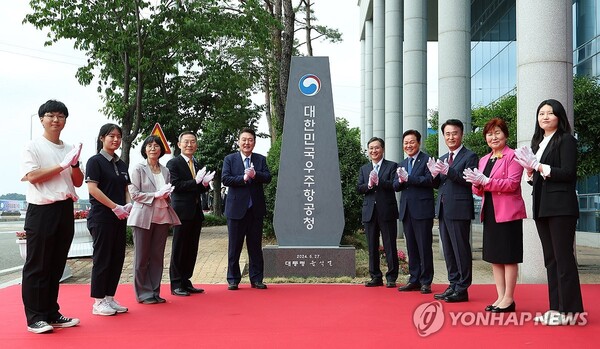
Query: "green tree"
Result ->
[[264, 118, 366, 240], [0, 193, 26, 200], [574, 75, 600, 178], [424, 109, 439, 158]]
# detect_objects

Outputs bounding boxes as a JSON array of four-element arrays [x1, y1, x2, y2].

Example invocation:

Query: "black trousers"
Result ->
[[438, 204, 472, 293], [402, 210, 434, 286], [89, 219, 127, 299], [22, 199, 74, 325], [364, 205, 399, 282], [227, 207, 265, 284], [169, 216, 202, 290], [536, 215, 584, 313]]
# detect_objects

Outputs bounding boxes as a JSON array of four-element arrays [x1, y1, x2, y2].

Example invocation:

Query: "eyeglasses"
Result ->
[[43, 113, 67, 120], [181, 140, 197, 145], [146, 144, 161, 149]]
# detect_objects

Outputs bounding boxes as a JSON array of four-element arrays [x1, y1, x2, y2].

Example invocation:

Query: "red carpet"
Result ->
[[1, 284, 599, 348]]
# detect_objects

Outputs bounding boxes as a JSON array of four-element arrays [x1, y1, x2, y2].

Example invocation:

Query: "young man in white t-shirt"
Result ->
[[20, 100, 83, 334]]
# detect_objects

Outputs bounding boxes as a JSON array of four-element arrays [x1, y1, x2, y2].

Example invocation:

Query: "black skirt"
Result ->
[[481, 157, 523, 264]]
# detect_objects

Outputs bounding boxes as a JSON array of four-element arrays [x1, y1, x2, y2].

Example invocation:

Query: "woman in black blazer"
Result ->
[[515, 99, 584, 325]]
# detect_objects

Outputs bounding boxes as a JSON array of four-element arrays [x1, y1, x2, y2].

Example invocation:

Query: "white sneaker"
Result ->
[[534, 310, 564, 326], [93, 299, 117, 316], [106, 298, 128, 313], [27, 321, 53, 334]]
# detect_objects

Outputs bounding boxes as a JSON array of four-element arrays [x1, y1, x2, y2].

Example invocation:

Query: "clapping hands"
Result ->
[[514, 146, 539, 172], [368, 169, 379, 187], [154, 183, 174, 199], [463, 168, 489, 186], [60, 143, 82, 169], [396, 167, 408, 182], [427, 158, 439, 177]]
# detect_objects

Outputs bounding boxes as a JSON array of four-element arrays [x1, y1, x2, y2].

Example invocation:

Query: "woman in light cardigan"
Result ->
[[128, 135, 181, 304], [464, 117, 526, 313]]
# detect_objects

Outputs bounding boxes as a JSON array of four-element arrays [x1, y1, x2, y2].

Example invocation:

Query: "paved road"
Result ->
[[0, 221, 26, 271]]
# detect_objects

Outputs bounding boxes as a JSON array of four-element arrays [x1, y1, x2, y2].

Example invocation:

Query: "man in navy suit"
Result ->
[[357, 137, 399, 288], [394, 130, 435, 294], [222, 128, 272, 290], [431, 119, 478, 302], [166, 131, 214, 296]]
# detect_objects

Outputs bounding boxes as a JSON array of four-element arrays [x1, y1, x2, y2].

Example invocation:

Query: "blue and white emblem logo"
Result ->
[[298, 74, 321, 97]]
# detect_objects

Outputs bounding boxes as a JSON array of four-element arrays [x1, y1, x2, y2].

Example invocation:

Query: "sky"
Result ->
[[0, 1, 438, 197]]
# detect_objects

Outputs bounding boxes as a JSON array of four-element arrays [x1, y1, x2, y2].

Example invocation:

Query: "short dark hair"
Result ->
[[240, 127, 256, 139], [178, 131, 196, 142], [141, 135, 166, 159], [38, 100, 68, 118], [441, 119, 464, 134], [96, 123, 122, 153], [482, 117, 509, 138], [402, 129, 421, 143], [367, 136, 385, 148]]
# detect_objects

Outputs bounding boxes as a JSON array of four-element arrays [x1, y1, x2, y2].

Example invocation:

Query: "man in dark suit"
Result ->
[[166, 131, 214, 296], [222, 128, 272, 290], [431, 119, 478, 303], [357, 137, 399, 288], [393, 130, 435, 294]]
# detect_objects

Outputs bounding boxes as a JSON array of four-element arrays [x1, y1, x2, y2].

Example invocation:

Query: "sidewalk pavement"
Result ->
[[2, 224, 599, 288]]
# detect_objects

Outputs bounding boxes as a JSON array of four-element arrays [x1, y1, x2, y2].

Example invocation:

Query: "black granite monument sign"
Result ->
[[264, 56, 355, 278]]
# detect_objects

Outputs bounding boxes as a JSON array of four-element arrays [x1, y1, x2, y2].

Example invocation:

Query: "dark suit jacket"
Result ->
[[433, 146, 479, 220], [393, 151, 435, 220], [222, 152, 271, 219], [531, 133, 579, 219], [166, 155, 208, 221], [357, 159, 399, 223]]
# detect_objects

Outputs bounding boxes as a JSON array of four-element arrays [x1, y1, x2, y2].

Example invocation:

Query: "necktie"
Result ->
[[244, 157, 253, 207], [448, 152, 454, 166], [188, 159, 196, 177], [374, 164, 379, 174], [407, 157, 413, 175]]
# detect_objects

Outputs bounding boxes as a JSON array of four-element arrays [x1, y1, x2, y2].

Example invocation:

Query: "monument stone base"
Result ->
[[263, 245, 356, 278]]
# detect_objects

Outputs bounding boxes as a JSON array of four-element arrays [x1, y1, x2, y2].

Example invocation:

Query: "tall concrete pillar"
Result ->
[[360, 39, 366, 146], [438, 0, 470, 154], [373, 0, 385, 138], [365, 20, 374, 142], [403, 0, 427, 137], [384, 0, 402, 163], [516, 0, 573, 283]]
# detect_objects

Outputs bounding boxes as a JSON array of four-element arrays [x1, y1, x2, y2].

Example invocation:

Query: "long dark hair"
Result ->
[[96, 123, 123, 153], [531, 99, 572, 153]]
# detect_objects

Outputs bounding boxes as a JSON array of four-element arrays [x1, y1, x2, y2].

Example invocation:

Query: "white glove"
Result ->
[[195, 166, 207, 184], [112, 204, 130, 219], [463, 168, 489, 186], [435, 158, 450, 175], [154, 183, 173, 199], [60, 143, 82, 169], [368, 169, 378, 187], [427, 158, 439, 177], [396, 167, 408, 182], [202, 170, 215, 186], [244, 165, 256, 179], [124, 203, 133, 213], [514, 146, 539, 172]]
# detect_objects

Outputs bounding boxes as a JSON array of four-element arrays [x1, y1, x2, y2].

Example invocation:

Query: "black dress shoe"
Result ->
[[251, 282, 268, 289], [485, 304, 497, 312], [398, 283, 421, 292], [420, 285, 432, 294], [444, 291, 469, 303], [185, 286, 205, 294], [171, 288, 190, 296], [434, 287, 454, 300], [365, 279, 384, 287], [155, 296, 166, 303], [227, 283, 239, 290], [386, 282, 397, 288], [491, 301, 515, 313], [140, 298, 158, 304]]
